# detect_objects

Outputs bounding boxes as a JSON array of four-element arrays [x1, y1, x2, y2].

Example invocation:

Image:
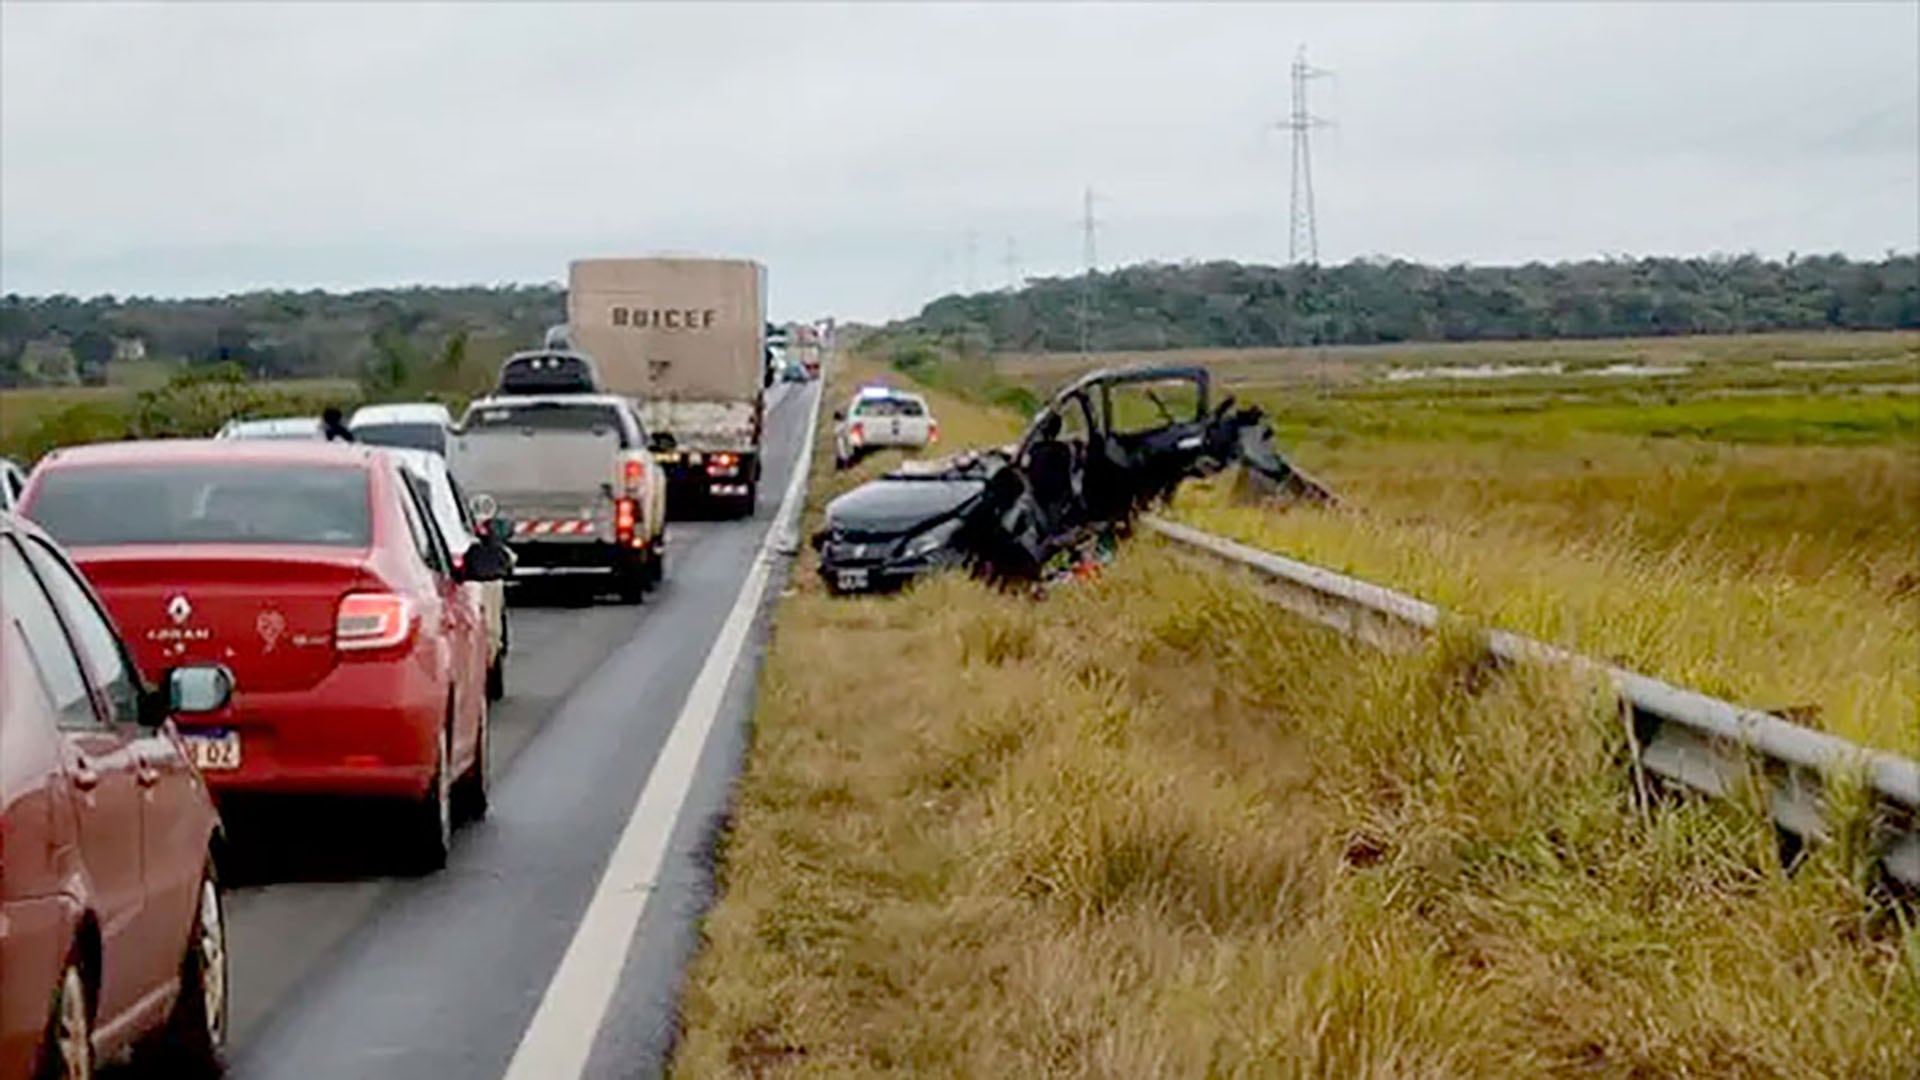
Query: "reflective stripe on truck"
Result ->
[[514, 519, 599, 537]]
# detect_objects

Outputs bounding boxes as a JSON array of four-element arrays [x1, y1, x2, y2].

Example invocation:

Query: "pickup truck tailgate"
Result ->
[[448, 429, 619, 537]]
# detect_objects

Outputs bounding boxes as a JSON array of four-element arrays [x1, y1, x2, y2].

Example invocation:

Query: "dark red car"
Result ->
[[0, 510, 233, 1079], [19, 441, 511, 872]]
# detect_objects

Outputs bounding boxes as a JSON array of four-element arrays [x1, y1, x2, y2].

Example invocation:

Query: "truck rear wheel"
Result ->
[[616, 556, 649, 603], [646, 537, 666, 589]]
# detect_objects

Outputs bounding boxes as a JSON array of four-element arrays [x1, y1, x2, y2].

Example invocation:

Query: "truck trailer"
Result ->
[[566, 257, 767, 517]]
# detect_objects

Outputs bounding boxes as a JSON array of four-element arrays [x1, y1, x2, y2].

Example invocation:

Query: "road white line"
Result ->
[[500, 384, 820, 1080]]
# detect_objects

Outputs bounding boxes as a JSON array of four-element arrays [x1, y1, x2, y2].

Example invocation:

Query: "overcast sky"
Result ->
[[2, 1, 1915, 322]]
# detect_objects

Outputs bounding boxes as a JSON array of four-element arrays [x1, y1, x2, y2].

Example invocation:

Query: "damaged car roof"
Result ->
[[815, 363, 1332, 594]]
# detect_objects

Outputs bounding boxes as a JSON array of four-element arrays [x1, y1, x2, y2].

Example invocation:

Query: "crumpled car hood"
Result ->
[[823, 476, 986, 537], [815, 365, 1334, 591]]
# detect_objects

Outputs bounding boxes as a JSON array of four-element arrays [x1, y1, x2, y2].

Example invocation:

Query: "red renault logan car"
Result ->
[[1, 511, 233, 1079], [19, 440, 511, 872]]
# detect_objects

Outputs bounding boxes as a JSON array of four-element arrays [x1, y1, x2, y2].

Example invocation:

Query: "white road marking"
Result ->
[[500, 384, 819, 1080]]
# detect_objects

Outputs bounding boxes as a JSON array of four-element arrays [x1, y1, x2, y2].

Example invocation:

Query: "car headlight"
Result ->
[[899, 518, 962, 560]]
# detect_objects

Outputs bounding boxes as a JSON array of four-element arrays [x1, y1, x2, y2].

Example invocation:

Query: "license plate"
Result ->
[[182, 729, 242, 771], [836, 568, 870, 592]]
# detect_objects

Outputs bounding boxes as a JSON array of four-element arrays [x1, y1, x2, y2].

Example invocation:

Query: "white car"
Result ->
[[350, 402, 456, 456], [214, 416, 323, 440], [382, 446, 514, 700], [834, 387, 938, 469], [0, 457, 26, 513]]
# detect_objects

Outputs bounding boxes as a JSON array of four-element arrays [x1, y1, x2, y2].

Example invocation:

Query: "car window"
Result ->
[[446, 472, 479, 535], [1055, 393, 1094, 444], [21, 537, 141, 727], [1, 537, 102, 730], [416, 466, 473, 553], [28, 463, 372, 547], [1105, 377, 1203, 437], [463, 401, 631, 447], [851, 397, 925, 418], [409, 476, 458, 575], [392, 469, 444, 574], [354, 422, 448, 455]]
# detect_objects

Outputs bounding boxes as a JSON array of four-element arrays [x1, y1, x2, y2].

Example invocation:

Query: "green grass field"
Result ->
[[672, 352, 1919, 1078], [935, 333, 1920, 753], [0, 375, 358, 463]]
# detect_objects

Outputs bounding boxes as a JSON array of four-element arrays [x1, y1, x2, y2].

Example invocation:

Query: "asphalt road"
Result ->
[[140, 380, 819, 1079]]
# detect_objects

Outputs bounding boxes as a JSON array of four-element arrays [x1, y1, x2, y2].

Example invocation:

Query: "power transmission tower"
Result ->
[[1078, 186, 1100, 355], [1277, 45, 1332, 265]]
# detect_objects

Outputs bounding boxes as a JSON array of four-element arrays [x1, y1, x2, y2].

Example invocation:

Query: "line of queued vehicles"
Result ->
[[0, 256, 799, 1078]]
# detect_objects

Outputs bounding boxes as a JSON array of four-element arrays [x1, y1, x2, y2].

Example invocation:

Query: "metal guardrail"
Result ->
[[1144, 515, 1920, 890]]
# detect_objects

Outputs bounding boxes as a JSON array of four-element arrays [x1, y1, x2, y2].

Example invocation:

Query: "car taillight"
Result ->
[[615, 497, 637, 546], [623, 457, 643, 493], [705, 451, 739, 477], [929, 419, 939, 444], [849, 422, 864, 444], [336, 593, 415, 652]]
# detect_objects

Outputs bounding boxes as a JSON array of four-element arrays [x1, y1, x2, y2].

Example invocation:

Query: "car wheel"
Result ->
[[645, 537, 666, 590], [39, 959, 91, 1080], [407, 721, 452, 873], [453, 701, 490, 824], [616, 560, 648, 604], [138, 864, 227, 1076], [485, 653, 505, 702]]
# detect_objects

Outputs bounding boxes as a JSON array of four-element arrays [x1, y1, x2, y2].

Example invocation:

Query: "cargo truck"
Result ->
[[566, 257, 767, 517]]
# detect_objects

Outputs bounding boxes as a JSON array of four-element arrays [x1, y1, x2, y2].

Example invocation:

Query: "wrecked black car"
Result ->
[[812, 364, 1331, 594]]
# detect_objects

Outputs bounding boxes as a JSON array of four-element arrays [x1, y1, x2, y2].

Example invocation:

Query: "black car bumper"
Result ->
[[817, 540, 959, 594]]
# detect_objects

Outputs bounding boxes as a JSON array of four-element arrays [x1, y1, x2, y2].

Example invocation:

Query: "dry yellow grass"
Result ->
[[868, 334, 1920, 753], [671, 359, 1919, 1078]]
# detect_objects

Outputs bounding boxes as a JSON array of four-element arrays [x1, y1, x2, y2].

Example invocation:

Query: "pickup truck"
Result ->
[[834, 386, 938, 469], [447, 392, 668, 601]]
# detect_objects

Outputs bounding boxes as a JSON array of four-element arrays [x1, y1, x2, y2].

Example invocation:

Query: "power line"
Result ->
[[1276, 44, 1332, 265]]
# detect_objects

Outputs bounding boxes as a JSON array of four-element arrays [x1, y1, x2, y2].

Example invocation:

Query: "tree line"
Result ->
[[0, 285, 563, 388], [5, 254, 1915, 389], [896, 253, 1919, 354]]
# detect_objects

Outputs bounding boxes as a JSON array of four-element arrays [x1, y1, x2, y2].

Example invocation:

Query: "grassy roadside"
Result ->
[[861, 335, 1918, 753], [671, 357, 1918, 1077]]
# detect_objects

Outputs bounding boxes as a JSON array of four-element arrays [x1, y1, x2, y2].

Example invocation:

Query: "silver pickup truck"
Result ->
[[447, 392, 668, 601]]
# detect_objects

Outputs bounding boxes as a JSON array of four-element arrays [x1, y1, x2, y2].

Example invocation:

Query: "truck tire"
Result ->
[[735, 482, 757, 519], [646, 537, 666, 590], [616, 558, 649, 604]]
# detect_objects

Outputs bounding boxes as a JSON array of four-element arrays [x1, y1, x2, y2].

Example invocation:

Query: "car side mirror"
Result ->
[[168, 665, 234, 717], [832, 410, 845, 422], [458, 538, 512, 582], [649, 431, 676, 453], [484, 515, 513, 543]]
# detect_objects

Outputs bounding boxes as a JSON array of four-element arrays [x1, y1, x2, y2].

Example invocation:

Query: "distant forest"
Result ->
[[0, 285, 564, 387], [3, 253, 1916, 388], [895, 253, 1920, 354]]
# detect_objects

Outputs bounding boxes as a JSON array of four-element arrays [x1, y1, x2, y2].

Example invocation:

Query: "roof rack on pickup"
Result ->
[[496, 349, 602, 396]]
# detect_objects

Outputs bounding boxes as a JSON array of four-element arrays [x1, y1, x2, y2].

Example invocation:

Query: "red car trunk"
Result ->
[[71, 546, 381, 694]]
